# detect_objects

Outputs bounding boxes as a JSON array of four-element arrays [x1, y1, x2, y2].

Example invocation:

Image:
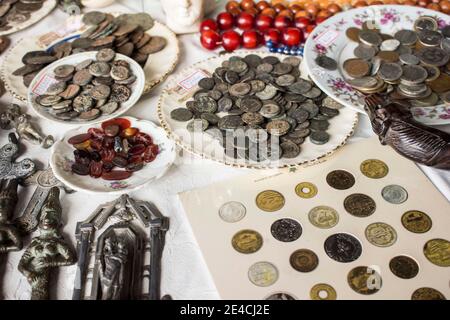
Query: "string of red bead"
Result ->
[[199, 0, 450, 52]]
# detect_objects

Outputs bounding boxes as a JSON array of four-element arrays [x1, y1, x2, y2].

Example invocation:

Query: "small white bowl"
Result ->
[[28, 51, 145, 126], [50, 117, 176, 194]]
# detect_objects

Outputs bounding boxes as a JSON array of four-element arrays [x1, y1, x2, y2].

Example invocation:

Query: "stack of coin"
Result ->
[[341, 16, 450, 107], [170, 54, 343, 162], [34, 48, 136, 122], [13, 11, 166, 87], [0, 0, 46, 32]]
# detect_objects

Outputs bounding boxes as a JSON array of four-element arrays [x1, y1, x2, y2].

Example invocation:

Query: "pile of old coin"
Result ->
[[13, 11, 165, 87], [341, 16, 450, 107], [34, 48, 136, 121], [170, 54, 343, 162], [0, 0, 45, 32]]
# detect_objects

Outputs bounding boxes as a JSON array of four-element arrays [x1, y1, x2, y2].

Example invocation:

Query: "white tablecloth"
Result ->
[[1, 0, 449, 300]]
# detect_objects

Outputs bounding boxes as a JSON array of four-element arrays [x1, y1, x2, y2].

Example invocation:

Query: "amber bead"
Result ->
[[318, 0, 330, 9], [261, 7, 277, 17], [417, 0, 430, 7], [353, 1, 368, 8], [278, 9, 294, 19], [403, 0, 417, 5], [256, 0, 271, 11], [317, 9, 331, 18], [228, 7, 242, 16], [431, 0, 441, 3], [289, 4, 303, 13], [327, 4, 342, 13], [370, 0, 383, 4], [426, 2, 440, 9], [226, 1, 240, 12], [273, 3, 286, 13], [305, 4, 319, 16], [240, 0, 255, 10], [295, 10, 309, 18], [245, 7, 259, 15], [440, 0, 450, 12]]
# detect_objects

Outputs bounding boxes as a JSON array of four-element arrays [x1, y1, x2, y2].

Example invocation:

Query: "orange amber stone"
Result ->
[[354, 1, 368, 7], [317, 9, 331, 18], [240, 0, 255, 10], [226, 1, 240, 12], [289, 4, 303, 13], [74, 140, 91, 150], [228, 7, 242, 15], [295, 10, 309, 18], [327, 4, 342, 13], [305, 4, 319, 16], [245, 7, 259, 15], [318, 0, 330, 9], [417, 0, 430, 7], [273, 3, 287, 13], [431, 0, 440, 3], [440, 0, 450, 12], [370, 0, 383, 4], [278, 9, 294, 19], [403, 0, 417, 5], [427, 2, 441, 9], [256, 0, 271, 11], [261, 7, 277, 17], [121, 127, 139, 138]]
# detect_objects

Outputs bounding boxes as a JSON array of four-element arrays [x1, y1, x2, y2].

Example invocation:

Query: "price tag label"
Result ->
[[315, 30, 339, 47], [31, 74, 58, 96]]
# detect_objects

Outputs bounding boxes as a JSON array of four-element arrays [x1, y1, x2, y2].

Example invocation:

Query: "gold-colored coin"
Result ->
[[310, 283, 337, 300], [347, 266, 382, 295], [295, 182, 318, 199], [360, 159, 389, 179], [256, 190, 285, 212], [231, 229, 263, 254], [411, 287, 446, 300], [289, 249, 319, 273], [365, 222, 397, 247], [308, 206, 339, 229], [423, 238, 450, 267], [401, 210, 432, 234]]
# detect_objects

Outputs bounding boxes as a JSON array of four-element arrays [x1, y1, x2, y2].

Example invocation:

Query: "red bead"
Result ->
[[242, 29, 261, 49], [216, 12, 234, 30], [264, 28, 281, 44], [274, 15, 292, 30], [143, 145, 159, 163], [101, 118, 131, 131], [89, 161, 103, 178], [134, 132, 153, 146], [200, 29, 221, 50], [102, 136, 114, 148], [68, 133, 91, 145], [90, 138, 103, 151], [315, 16, 328, 24], [255, 14, 273, 32], [87, 128, 105, 140], [282, 27, 303, 46], [200, 18, 218, 32], [100, 149, 116, 162], [221, 30, 241, 51], [304, 24, 316, 39], [236, 12, 255, 30], [294, 17, 311, 29]]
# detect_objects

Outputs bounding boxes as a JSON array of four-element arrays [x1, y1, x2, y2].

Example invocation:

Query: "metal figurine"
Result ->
[[73, 195, 169, 300], [15, 167, 73, 234], [0, 133, 36, 180], [0, 179, 22, 254], [18, 187, 76, 300], [0, 104, 54, 149], [365, 94, 450, 170]]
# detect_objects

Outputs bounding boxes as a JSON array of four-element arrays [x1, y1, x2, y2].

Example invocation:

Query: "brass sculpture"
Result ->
[[0, 179, 22, 254], [18, 187, 76, 300], [365, 94, 450, 170]]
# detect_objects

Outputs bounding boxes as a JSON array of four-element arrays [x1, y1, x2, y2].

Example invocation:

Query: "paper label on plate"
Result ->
[[315, 30, 339, 47], [31, 74, 58, 96], [177, 69, 209, 92]]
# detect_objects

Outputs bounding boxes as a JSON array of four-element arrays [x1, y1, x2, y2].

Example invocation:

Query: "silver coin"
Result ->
[[400, 65, 428, 85], [378, 63, 403, 81], [229, 83, 251, 96], [276, 74, 296, 87], [273, 62, 293, 75], [365, 222, 397, 247], [219, 201, 246, 223], [260, 101, 280, 118], [380, 39, 400, 51], [283, 56, 301, 67], [416, 47, 450, 67], [280, 141, 300, 158], [249, 79, 266, 93], [359, 30, 382, 46], [418, 30, 442, 47], [414, 16, 438, 32], [399, 53, 420, 65], [394, 30, 418, 46], [302, 87, 322, 99], [248, 262, 278, 287], [308, 206, 339, 229], [310, 130, 329, 145], [381, 184, 408, 204], [354, 44, 377, 60], [288, 80, 312, 94], [347, 76, 378, 89]]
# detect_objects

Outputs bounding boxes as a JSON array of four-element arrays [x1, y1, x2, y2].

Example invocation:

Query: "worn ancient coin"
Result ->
[[259, 101, 280, 118], [275, 74, 296, 87], [90, 84, 110, 100], [310, 130, 329, 145], [256, 190, 285, 212], [79, 108, 100, 121], [83, 11, 106, 25], [423, 238, 450, 267], [418, 29, 442, 47], [110, 65, 130, 81], [280, 141, 300, 158], [72, 69, 93, 86], [380, 39, 400, 51], [381, 184, 408, 204], [187, 119, 208, 132], [308, 206, 339, 229], [242, 112, 264, 126], [271, 218, 302, 242], [347, 266, 382, 295], [38, 95, 62, 106], [290, 249, 319, 272], [110, 84, 131, 102], [54, 64, 75, 78], [324, 233, 362, 263], [389, 255, 419, 279], [315, 55, 337, 70], [265, 292, 296, 300], [46, 81, 66, 95], [266, 120, 290, 136], [326, 170, 355, 190], [365, 222, 397, 247], [411, 287, 446, 300], [378, 63, 403, 81], [218, 115, 244, 130], [170, 108, 193, 121], [89, 61, 110, 77], [394, 29, 418, 46], [344, 193, 376, 217], [232, 229, 263, 254], [248, 261, 278, 287], [295, 182, 317, 199], [99, 101, 119, 115], [401, 210, 432, 233], [219, 201, 246, 223], [310, 284, 337, 300], [360, 159, 389, 179]]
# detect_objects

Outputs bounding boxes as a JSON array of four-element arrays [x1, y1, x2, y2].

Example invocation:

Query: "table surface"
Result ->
[[0, 0, 449, 300]]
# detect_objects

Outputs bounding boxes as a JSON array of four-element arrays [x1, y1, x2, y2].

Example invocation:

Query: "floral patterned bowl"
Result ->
[[50, 117, 176, 194], [303, 5, 450, 124]]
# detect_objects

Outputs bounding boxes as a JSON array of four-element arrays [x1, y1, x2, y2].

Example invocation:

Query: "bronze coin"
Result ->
[[389, 255, 419, 279], [428, 73, 450, 93], [326, 170, 355, 190], [130, 26, 144, 44], [231, 229, 263, 254], [139, 36, 166, 54], [110, 84, 131, 102], [401, 210, 432, 233], [116, 42, 134, 57], [344, 193, 376, 217], [411, 287, 446, 300], [347, 266, 382, 295], [376, 51, 400, 62], [346, 27, 361, 42], [289, 249, 319, 273], [343, 58, 370, 78], [113, 22, 138, 37], [135, 32, 151, 49], [92, 35, 116, 47]]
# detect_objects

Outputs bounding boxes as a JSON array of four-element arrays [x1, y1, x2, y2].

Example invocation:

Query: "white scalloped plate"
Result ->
[[1, 15, 179, 101], [27, 51, 145, 126], [0, 0, 57, 36], [50, 116, 176, 194], [158, 51, 359, 169]]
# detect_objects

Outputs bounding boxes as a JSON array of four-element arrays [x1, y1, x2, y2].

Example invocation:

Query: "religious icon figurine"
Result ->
[[0, 104, 54, 149], [18, 187, 76, 300], [0, 179, 22, 254]]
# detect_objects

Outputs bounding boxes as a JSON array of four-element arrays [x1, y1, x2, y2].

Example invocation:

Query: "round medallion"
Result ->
[[344, 193, 376, 217], [289, 249, 319, 273], [360, 159, 389, 179], [381, 184, 408, 204], [324, 233, 362, 263], [231, 229, 263, 254], [401, 210, 432, 233], [295, 182, 318, 199], [411, 287, 446, 300], [219, 201, 246, 223], [347, 266, 382, 295], [271, 218, 302, 242], [326, 170, 355, 190], [389, 255, 419, 279], [308, 206, 339, 229], [310, 283, 337, 300], [365, 222, 397, 247], [256, 190, 285, 212], [265, 292, 296, 300], [248, 261, 279, 287], [423, 238, 450, 267]]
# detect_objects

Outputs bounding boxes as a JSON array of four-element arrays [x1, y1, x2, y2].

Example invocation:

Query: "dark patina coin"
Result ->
[[315, 55, 338, 70], [326, 170, 355, 190], [271, 218, 302, 242], [389, 255, 419, 279], [324, 233, 362, 263], [171, 108, 193, 121], [347, 266, 382, 295], [290, 249, 319, 272], [344, 193, 376, 217], [411, 287, 446, 300]]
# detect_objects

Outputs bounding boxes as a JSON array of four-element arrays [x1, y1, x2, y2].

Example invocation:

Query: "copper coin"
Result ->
[[139, 36, 166, 54], [343, 58, 370, 78], [401, 210, 432, 233], [289, 249, 319, 272], [113, 22, 138, 37], [326, 170, 355, 190], [346, 27, 361, 42], [116, 42, 134, 56], [389, 255, 419, 279], [344, 193, 376, 217], [73, 69, 93, 86], [135, 32, 151, 49], [376, 51, 400, 62]]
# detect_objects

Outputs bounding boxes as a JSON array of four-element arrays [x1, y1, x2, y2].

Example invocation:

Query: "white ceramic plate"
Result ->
[[0, 0, 57, 36], [304, 5, 450, 117], [158, 51, 358, 169], [28, 51, 145, 126], [50, 116, 176, 194], [1, 15, 179, 101]]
